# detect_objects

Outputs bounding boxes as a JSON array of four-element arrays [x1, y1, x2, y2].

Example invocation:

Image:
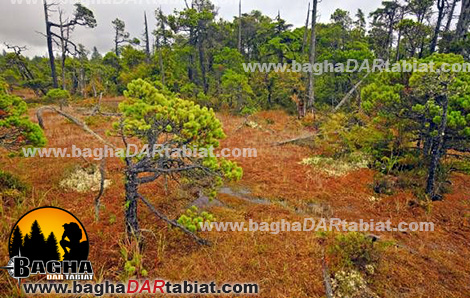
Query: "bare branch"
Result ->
[[94, 157, 106, 221], [36, 106, 117, 148], [137, 193, 211, 246]]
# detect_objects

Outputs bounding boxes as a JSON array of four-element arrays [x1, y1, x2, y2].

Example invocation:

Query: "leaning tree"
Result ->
[[43, 1, 97, 88], [36, 78, 242, 244], [115, 79, 242, 243]]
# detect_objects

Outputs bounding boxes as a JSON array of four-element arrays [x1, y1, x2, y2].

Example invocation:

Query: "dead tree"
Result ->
[[42, 1, 96, 89], [301, 2, 311, 54], [238, 0, 242, 53], [154, 7, 167, 85], [333, 73, 370, 112], [143, 12, 151, 61], [4, 43, 47, 96], [43, 0, 58, 88], [306, 0, 318, 116]]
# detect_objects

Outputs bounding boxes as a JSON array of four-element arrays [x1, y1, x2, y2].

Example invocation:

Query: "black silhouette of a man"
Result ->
[[60, 222, 89, 261]]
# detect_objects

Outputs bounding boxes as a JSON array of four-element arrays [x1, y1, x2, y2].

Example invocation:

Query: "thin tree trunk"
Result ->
[[444, 0, 458, 33], [198, 37, 208, 94], [114, 27, 119, 56], [306, 0, 318, 115], [395, 9, 404, 61], [386, 23, 394, 60], [159, 47, 165, 85], [188, 27, 196, 83], [426, 93, 449, 199], [238, 0, 242, 53], [144, 11, 150, 62], [59, 10, 67, 91], [301, 2, 311, 55], [455, 0, 470, 41], [333, 72, 370, 112], [395, 29, 402, 61], [430, 0, 446, 54], [44, 0, 58, 88]]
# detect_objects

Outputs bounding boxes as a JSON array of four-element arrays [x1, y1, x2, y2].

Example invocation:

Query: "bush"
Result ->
[[0, 171, 29, 192], [328, 232, 390, 273], [0, 77, 8, 94], [0, 171, 29, 208], [0, 93, 46, 150], [45, 88, 71, 108]]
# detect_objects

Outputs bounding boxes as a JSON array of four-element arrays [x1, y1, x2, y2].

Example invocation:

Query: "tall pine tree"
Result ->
[[9, 226, 23, 257], [24, 220, 47, 262], [45, 232, 61, 261]]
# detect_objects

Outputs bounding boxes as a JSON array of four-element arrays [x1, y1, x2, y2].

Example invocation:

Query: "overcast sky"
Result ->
[[0, 0, 383, 57]]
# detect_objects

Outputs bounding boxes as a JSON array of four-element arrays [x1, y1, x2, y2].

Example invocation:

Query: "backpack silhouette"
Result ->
[[59, 222, 88, 261]]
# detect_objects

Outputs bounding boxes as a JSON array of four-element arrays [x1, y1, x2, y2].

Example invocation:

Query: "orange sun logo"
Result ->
[[8, 207, 89, 262]]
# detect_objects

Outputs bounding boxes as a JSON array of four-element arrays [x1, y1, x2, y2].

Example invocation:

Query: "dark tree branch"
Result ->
[[137, 193, 211, 246]]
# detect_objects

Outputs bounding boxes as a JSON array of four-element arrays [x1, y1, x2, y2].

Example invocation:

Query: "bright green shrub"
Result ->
[[0, 93, 46, 150]]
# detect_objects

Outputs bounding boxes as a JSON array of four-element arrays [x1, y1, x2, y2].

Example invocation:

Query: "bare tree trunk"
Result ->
[[114, 26, 119, 56], [80, 66, 86, 97], [144, 11, 151, 62], [444, 0, 459, 33], [430, 0, 446, 54], [238, 0, 242, 53], [44, 0, 58, 88], [158, 45, 165, 85], [306, 0, 317, 115], [198, 37, 208, 94], [395, 9, 405, 61], [59, 10, 67, 91], [455, 0, 470, 41], [302, 2, 311, 55], [333, 73, 370, 112]]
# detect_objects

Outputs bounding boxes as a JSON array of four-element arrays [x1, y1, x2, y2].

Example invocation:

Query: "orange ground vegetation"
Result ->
[[0, 100, 469, 297]]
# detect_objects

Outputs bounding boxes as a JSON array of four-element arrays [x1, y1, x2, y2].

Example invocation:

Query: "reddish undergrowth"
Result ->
[[0, 102, 469, 297]]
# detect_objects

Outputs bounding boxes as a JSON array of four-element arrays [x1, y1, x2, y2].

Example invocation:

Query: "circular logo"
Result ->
[[8, 206, 89, 262]]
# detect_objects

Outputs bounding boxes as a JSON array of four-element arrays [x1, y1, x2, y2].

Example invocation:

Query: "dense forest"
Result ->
[[1, 0, 470, 297]]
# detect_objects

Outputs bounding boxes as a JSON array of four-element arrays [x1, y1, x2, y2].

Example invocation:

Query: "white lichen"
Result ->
[[331, 269, 378, 298], [60, 166, 111, 193], [300, 153, 369, 177]]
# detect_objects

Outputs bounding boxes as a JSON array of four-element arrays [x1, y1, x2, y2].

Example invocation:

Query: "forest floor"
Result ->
[[0, 96, 469, 297]]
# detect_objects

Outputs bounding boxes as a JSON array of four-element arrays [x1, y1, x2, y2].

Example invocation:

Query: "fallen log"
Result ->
[[36, 106, 116, 148], [272, 134, 318, 146], [333, 72, 370, 112]]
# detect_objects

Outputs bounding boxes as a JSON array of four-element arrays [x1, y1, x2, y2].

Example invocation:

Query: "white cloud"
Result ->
[[0, 0, 383, 57]]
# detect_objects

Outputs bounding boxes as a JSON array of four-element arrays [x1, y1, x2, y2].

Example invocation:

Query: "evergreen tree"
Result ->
[[9, 226, 23, 257], [45, 232, 61, 261], [117, 79, 242, 238], [24, 220, 47, 262]]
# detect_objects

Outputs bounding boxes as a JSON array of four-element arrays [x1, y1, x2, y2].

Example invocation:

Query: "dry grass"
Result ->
[[0, 103, 469, 297]]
